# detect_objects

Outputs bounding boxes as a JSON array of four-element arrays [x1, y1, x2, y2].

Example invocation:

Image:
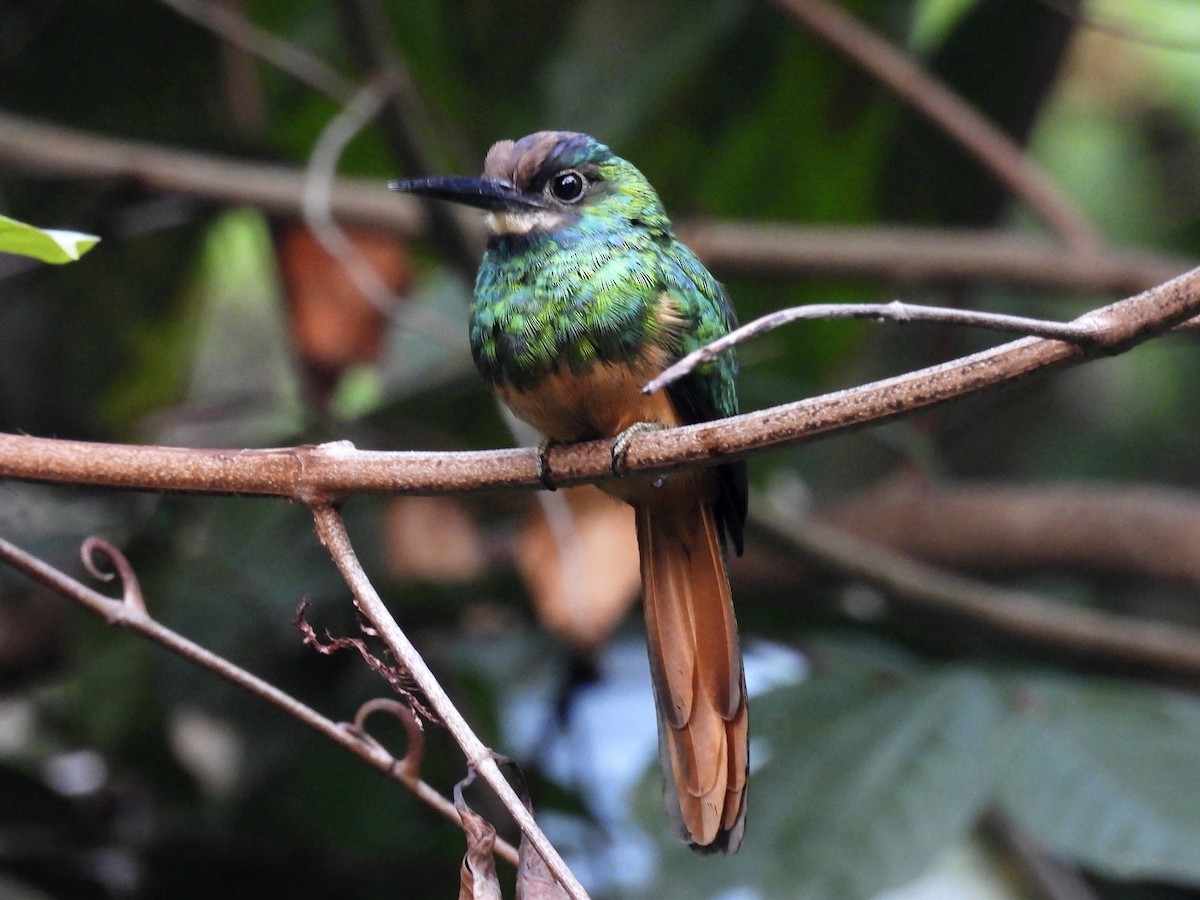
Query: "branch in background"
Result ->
[[0, 535, 519, 863], [0, 111, 423, 232], [981, 812, 1101, 900], [211, 0, 268, 136], [298, 81, 462, 346], [675, 220, 1184, 295], [752, 499, 1200, 684], [334, 0, 480, 277], [774, 0, 1101, 253], [0, 111, 1188, 292], [823, 478, 1200, 596], [308, 503, 589, 900], [301, 80, 406, 316], [4, 263, 1197, 497], [1036, 0, 1200, 55], [155, 0, 357, 102]]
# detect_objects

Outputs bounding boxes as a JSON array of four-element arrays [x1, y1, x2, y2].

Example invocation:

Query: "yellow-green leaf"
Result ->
[[0, 213, 99, 264]]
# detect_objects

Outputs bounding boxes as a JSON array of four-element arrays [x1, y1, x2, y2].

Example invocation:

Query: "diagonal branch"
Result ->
[[154, 0, 357, 102], [308, 502, 590, 900], [774, 0, 1101, 252], [334, 0, 479, 277], [752, 501, 1200, 683], [0, 535, 517, 862]]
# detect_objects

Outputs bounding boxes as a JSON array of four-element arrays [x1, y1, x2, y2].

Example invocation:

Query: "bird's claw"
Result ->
[[610, 421, 663, 476], [536, 438, 559, 491]]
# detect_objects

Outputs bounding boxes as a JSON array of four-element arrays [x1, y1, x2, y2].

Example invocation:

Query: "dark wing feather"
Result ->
[[666, 376, 748, 556], [661, 249, 747, 556]]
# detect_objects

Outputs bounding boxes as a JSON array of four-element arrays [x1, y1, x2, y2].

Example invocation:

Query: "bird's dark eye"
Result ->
[[549, 170, 586, 203]]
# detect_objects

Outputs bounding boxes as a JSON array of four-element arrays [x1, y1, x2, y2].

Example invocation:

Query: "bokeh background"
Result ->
[[4, 1, 1200, 897]]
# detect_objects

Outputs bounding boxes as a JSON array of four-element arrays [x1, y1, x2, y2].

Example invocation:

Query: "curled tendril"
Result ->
[[347, 698, 425, 782], [80, 537, 147, 616], [453, 763, 480, 807], [455, 752, 525, 809]]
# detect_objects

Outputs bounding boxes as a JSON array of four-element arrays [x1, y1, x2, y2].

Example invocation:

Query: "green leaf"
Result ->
[[999, 676, 1200, 885], [648, 667, 1015, 899], [0, 213, 99, 263], [162, 208, 303, 445]]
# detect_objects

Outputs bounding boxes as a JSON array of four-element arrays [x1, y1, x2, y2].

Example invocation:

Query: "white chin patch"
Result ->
[[485, 209, 568, 236]]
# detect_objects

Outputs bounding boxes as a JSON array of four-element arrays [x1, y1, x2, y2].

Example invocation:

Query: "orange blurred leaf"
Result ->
[[383, 496, 488, 583], [276, 222, 410, 389], [515, 486, 640, 651]]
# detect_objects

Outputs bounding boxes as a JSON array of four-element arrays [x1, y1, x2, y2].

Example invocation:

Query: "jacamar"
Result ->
[[390, 131, 748, 853]]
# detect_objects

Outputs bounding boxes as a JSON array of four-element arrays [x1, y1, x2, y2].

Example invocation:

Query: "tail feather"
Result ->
[[637, 499, 748, 853]]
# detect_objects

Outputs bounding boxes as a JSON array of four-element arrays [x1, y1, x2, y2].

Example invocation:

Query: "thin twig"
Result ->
[[1, 265, 1199, 498], [154, 0, 358, 102], [643, 299, 1106, 394], [302, 80, 404, 316], [774, 0, 1102, 252], [0, 535, 518, 862], [301, 80, 461, 344], [308, 502, 590, 900]]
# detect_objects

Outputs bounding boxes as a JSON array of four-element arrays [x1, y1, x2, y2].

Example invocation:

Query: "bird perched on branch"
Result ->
[[391, 131, 748, 853]]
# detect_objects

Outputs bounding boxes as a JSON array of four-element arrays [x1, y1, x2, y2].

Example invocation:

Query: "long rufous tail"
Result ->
[[637, 497, 748, 854]]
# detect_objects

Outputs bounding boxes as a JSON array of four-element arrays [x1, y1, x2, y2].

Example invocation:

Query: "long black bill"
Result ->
[[388, 176, 547, 212]]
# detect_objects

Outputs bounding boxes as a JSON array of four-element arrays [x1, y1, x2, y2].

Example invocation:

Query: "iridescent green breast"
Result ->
[[471, 228, 669, 391]]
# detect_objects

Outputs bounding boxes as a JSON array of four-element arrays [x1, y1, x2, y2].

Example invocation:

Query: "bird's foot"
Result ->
[[536, 438, 559, 491], [610, 421, 663, 476]]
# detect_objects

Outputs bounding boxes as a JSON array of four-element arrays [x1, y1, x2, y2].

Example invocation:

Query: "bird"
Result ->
[[390, 131, 748, 853]]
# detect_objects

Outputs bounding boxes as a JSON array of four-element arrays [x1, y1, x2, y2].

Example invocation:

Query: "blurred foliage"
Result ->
[[2, 1, 1200, 898]]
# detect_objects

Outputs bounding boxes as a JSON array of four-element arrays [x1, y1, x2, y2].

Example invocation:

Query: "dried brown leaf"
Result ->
[[294, 601, 435, 723], [456, 774, 504, 900], [516, 840, 570, 900]]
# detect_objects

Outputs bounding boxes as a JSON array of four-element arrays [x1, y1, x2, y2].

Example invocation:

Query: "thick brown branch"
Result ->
[[1, 265, 1196, 497]]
